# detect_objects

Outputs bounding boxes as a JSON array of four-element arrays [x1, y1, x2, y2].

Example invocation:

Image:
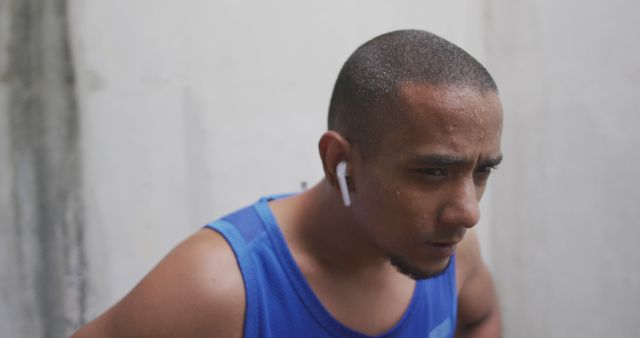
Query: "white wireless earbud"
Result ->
[[336, 161, 351, 207]]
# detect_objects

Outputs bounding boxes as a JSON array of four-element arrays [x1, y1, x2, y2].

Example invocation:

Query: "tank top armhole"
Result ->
[[204, 220, 258, 338]]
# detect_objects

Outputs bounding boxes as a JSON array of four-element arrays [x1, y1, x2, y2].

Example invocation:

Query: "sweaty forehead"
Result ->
[[375, 83, 503, 157], [390, 84, 502, 136], [397, 83, 502, 127]]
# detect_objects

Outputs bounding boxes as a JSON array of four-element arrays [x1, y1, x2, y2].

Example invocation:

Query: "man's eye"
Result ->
[[475, 165, 498, 177], [420, 168, 447, 176]]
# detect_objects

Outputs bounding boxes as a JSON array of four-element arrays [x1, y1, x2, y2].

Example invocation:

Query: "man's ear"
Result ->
[[318, 131, 351, 189]]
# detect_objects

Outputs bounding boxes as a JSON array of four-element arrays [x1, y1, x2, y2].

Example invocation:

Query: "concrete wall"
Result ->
[[1, 1, 85, 337], [486, 0, 640, 337], [1, 0, 639, 337]]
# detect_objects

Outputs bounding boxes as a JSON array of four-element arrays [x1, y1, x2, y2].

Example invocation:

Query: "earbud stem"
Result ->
[[336, 161, 351, 207]]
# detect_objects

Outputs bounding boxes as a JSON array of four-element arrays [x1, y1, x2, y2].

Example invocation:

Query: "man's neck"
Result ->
[[269, 180, 396, 278], [269, 180, 417, 336]]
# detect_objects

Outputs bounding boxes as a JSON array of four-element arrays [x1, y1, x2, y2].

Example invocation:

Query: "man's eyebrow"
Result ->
[[479, 154, 503, 167], [409, 153, 503, 167], [409, 153, 469, 166]]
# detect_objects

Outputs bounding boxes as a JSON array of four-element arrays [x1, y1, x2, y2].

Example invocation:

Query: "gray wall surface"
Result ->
[[487, 0, 640, 336], [1, 0, 639, 337], [1, 0, 86, 337]]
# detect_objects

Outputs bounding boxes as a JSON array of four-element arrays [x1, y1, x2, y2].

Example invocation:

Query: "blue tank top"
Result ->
[[205, 195, 458, 338]]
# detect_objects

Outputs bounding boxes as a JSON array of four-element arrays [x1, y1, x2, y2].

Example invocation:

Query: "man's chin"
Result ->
[[388, 255, 452, 280]]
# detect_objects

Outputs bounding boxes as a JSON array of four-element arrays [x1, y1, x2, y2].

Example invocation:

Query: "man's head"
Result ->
[[328, 29, 497, 157], [319, 29, 503, 280]]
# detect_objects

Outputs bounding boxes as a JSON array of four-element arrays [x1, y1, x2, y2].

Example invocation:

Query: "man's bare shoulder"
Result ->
[[72, 229, 245, 338], [455, 228, 483, 291], [454, 229, 502, 336]]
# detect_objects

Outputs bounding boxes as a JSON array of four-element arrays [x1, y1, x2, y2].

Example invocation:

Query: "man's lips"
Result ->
[[424, 241, 459, 257], [430, 241, 460, 246]]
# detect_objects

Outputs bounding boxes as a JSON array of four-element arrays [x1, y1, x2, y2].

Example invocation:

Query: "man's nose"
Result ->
[[438, 178, 481, 229]]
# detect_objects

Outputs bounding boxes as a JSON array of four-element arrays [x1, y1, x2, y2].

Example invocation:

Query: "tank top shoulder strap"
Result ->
[[204, 203, 268, 338]]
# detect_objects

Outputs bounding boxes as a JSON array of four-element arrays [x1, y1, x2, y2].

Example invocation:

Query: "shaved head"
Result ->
[[327, 29, 497, 158]]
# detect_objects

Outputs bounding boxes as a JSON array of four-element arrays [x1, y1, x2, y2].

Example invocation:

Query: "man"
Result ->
[[73, 29, 502, 337]]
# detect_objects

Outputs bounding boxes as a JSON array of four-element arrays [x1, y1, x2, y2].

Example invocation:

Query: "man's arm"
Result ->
[[455, 229, 502, 338], [71, 229, 245, 338]]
